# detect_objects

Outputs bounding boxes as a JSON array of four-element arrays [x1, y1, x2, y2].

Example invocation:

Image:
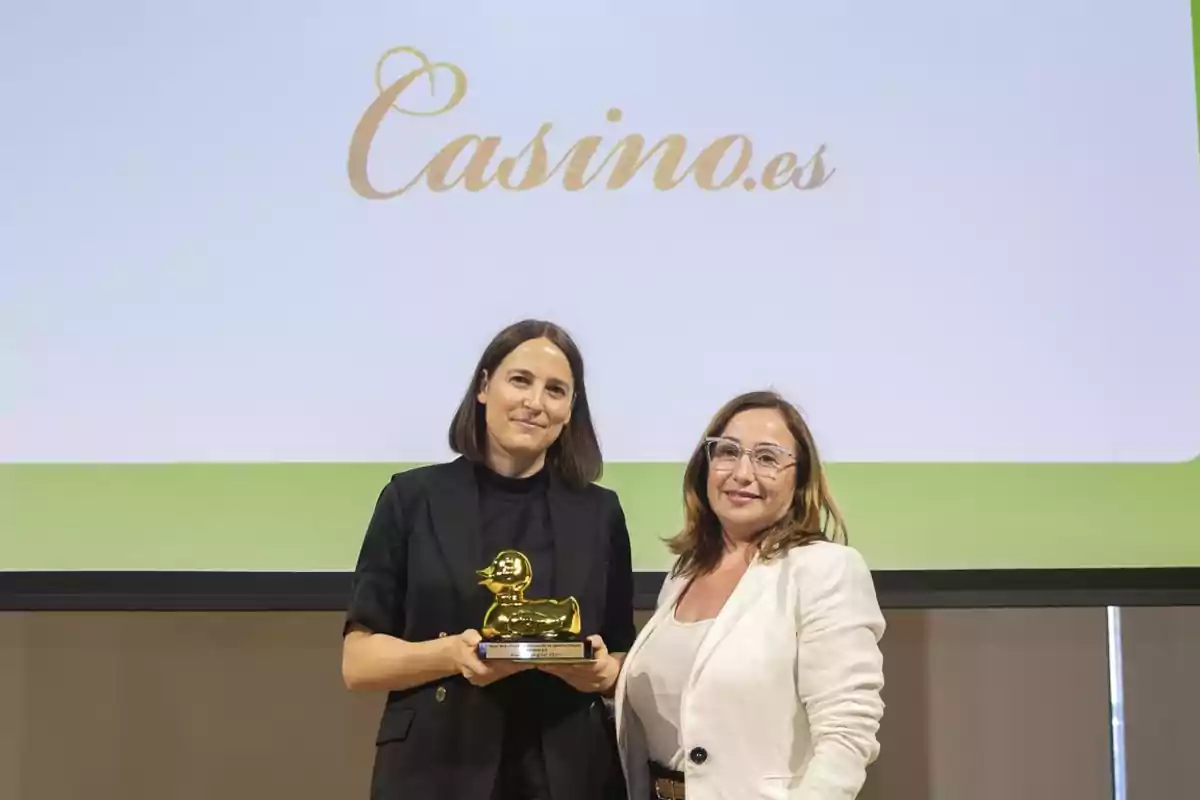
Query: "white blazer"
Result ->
[[613, 541, 886, 800]]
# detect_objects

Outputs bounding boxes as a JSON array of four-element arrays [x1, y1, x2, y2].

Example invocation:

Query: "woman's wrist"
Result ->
[[435, 634, 462, 674], [599, 652, 624, 695]]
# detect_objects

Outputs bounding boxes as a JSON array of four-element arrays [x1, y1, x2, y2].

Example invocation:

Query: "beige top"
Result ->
[[622, 608, 715, 771]]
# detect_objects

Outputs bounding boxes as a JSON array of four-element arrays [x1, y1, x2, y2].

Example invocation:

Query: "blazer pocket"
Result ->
[[375, 707, 416, 746]]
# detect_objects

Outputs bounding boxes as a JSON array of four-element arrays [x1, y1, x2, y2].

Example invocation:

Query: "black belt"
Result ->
[[648, 762, 685, 800]]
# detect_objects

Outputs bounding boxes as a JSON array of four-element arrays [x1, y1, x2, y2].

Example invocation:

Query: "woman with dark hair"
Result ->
[[613, 390, 885, 800], [342, 319, 635, 800]]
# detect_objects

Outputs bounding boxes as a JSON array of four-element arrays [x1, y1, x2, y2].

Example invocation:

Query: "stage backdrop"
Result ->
[[2, 0, 1198, 572]]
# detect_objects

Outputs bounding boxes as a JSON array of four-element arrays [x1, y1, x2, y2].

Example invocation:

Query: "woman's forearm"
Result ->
[[342, 630, 459, 692]]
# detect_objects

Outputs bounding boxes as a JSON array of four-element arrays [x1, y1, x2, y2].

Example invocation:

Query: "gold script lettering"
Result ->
[[791, 144, 835, 190], [558, 136, 607, 191], [557, 109, 629, 191], [762, 153, 798, 191], [348, 48, 469, 199], [425, 136, 501, 192], [496, 123, 553, 191], [692, 135, 753, 190], [605, 134, 692, 190], [348, 47, 837, 197]]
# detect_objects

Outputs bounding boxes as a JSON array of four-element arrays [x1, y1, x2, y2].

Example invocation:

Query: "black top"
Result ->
[[475, 463, 555, 598], [342, 457, 636, 800], [475, 463, 558, 800]]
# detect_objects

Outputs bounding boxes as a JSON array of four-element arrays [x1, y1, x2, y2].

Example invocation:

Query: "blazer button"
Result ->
[[688, 746, 708, 765], [435, 686, 447, 703]]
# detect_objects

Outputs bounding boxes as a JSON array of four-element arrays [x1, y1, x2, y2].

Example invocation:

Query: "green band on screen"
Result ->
[[2, 460, 1197, 571], [1194, 0, 1200, 145]]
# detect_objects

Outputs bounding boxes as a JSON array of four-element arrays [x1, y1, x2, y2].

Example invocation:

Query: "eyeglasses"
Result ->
[[702, 437, 797, 477]]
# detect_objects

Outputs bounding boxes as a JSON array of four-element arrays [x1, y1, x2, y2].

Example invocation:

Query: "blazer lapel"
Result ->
[[426, 457, 485, 612], [546, 472, 596, 600], [687, 557, 773, 686]]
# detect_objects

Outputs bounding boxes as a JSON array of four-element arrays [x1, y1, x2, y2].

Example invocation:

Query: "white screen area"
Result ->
[[2, 0, 1198, 464]]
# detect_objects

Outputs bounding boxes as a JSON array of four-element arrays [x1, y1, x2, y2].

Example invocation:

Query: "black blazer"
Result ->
[[344, 457, 636, 800]]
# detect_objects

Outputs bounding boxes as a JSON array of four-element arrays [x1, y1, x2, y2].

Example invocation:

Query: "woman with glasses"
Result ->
[[613, 390, 885, 800]]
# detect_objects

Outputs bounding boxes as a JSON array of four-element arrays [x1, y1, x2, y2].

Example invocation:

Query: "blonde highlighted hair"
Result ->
[[666, 390, 847, 578]]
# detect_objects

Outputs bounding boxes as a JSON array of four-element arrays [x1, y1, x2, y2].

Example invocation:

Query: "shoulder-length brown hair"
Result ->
[[447, 319, 603, 489], [667, 390, 847, 578]]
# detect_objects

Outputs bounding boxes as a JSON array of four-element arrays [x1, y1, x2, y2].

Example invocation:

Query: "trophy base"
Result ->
[[476, 637, 595, 664]]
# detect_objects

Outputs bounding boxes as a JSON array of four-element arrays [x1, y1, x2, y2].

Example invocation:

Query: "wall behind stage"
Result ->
[[2, 606, 1199, 800]]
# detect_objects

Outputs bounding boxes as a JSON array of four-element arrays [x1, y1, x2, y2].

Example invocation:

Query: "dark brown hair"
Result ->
[[447, 319, 602, 489], [667, 390, 847, 578]]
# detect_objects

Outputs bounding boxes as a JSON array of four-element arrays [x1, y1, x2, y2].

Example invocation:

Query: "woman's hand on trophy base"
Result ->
[[537, 635, 621, 695], [448, 629, 532, 687]]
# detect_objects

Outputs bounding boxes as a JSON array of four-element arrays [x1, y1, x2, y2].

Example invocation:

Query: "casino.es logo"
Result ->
[[348, 46, 834, 199]]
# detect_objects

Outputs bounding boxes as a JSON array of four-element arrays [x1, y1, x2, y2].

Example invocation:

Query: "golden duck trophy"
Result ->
[[475, 549, 594, 663]]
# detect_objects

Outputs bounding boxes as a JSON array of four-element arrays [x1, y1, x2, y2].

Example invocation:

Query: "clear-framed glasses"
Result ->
[[702, 436, 797, 478]]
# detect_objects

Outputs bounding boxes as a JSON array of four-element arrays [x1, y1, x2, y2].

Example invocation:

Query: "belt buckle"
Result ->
[[653, 776, 684, 800]]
